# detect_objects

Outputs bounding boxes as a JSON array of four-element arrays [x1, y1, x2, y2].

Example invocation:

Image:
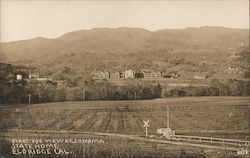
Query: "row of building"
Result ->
[[224, 66, 244, 74], [91, 69, 179, 80], [91, 70, 135, 80], [16, 73, 52, 82]]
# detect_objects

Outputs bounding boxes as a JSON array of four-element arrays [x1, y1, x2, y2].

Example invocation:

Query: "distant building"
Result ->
[[142, 71, 152, 79], [194, 74, 208, 79], [152, 71, 162, 78], [28, 72, 53, 82], [167, 83, 190, 87], [36, 78, 52, 82], [157, 128, 175, 139], [143, 70, 162, 79], [16, 74, 22, 80], [29, 73, 39, 79], [228, 66, 239, 71], [91, 71, 110, 80], [224, 66, 240, 74], [163, 71, 179, 78], [110, 71, 121, 79], [100, 71, 110, 79], [124, 69, 135, 79]]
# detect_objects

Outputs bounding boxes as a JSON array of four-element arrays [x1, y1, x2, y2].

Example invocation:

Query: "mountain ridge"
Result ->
[[1, 26, 248, 43], [0, 27, 248, 80]]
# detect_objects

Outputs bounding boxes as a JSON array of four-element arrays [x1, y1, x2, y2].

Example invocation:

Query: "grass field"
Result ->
[[0, 97, 249, 157], [0, 97, 249, 139], [1, 130, 238, 158]]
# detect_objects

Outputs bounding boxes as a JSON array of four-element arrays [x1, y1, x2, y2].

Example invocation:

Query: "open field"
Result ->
[[0, 97, 249, 157], [0, 97, 249, 139], [0, 129, 241, 158], [1, 96, 248, 109]]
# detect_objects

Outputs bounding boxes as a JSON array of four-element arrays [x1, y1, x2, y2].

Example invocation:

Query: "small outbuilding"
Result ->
[[16, 74, 23, 80], [157, 128, 175, 139]]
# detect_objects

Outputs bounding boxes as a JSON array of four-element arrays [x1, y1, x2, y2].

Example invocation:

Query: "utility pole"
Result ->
[[28, 94, 31, 104], [38, 92, 41, 103], [82, 89, 85, 101], [167, 106, 170, 128]]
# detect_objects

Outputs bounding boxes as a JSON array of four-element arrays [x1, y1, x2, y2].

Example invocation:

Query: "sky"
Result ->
[[0, 0, 249, 42]]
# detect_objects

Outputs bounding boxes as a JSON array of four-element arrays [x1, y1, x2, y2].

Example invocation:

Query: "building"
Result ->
[[142, 71, 152, 79], [36, 77, 52, 82], [110, 71, 121, 79], [194, 74, 208, 79], [27, 72, 53, 82], [142, 71, 162, 79], [152, 71, 162, 78], [163, 71, 179, 78], [224, 66, 240, 74], [16, 74, 22, 80], [100, 71, 110, 79], [157, 128, 175, 139], [124, 69, 135, 79], [91, 71, 110, 80], [29, 73, 39, 79]]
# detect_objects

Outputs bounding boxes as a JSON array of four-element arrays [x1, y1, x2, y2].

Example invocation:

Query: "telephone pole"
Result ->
[[28, 94, 31, 104], [82, 89, 85, 101], [167, 106, 170, 128]]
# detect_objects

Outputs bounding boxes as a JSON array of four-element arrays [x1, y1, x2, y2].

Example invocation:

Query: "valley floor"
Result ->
[[0, 97, 249, 157]]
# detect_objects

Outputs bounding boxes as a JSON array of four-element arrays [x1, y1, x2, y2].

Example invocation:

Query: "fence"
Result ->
[[170, 134, 249, 147]]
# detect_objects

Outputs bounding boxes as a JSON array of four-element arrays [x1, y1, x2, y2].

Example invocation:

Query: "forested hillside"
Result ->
[[1, 27, 249, 82]]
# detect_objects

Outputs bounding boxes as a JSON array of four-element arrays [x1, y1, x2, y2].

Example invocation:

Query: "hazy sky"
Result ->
[[0, 0, 249, 42]]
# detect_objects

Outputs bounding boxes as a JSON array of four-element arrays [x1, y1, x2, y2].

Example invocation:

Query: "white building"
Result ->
[[193, 74, 208, 79], [124, 69, 135, 79], [29, 73, 39, 79], [157, 128, 175, 139], [16, 74, 22, 80]]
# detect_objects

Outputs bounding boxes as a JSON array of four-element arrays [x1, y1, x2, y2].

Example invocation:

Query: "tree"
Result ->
[[209, 79, 225, 96], [229, 80, 242, 96]]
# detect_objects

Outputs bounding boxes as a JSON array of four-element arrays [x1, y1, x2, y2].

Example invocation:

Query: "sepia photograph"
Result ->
[[0, 0, 249, 157]]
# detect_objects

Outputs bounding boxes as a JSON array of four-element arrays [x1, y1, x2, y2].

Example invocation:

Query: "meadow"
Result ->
[[0, 96, 249, 157], [0, 97, 249, 139], [0, 130, 238, 158]]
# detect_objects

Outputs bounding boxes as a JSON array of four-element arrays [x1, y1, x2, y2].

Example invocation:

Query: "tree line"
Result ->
[[83, 80, 161, 101], [1, 62, 249, 105], [161, 79, 249, 97]]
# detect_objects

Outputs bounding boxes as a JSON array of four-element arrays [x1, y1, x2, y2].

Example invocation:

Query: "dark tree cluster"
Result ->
[[83, 80, 162, 101], [0, 63, 66, 105], [161, 79, 249, 97], [0, 63, 28, 104]]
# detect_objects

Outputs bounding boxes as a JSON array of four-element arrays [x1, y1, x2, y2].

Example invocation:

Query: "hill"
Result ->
[[0, 27, 249, 81]]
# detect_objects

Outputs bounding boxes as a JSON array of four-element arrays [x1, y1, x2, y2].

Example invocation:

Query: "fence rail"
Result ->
[[170, 134, 249, 147], [1, 129, 249, 152]]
